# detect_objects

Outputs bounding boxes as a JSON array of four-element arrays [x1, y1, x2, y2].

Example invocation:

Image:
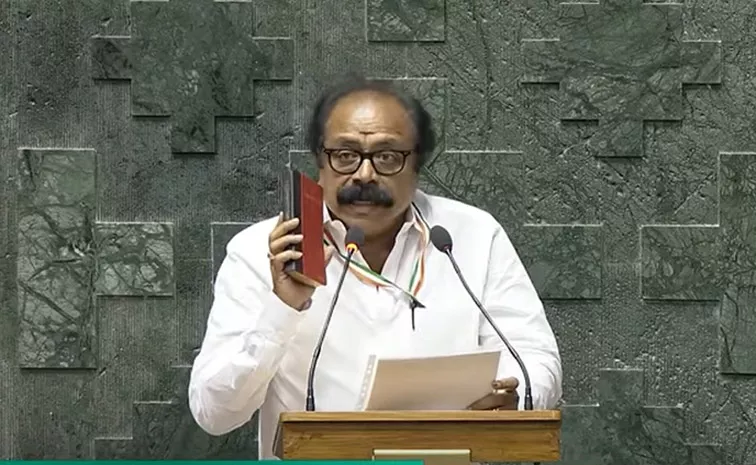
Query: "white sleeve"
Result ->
[[479, 225, 563, 410], [188, 234, 307, 435]]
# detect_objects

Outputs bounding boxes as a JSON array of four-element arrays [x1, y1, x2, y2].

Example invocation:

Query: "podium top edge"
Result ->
[[279, 410, 561, 423]]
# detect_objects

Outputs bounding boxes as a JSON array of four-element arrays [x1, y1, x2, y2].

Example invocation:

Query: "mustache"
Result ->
[[336, 183, 394, 207]]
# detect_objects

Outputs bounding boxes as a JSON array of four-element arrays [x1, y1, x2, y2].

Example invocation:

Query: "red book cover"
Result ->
[[281, 168, 326, 287]]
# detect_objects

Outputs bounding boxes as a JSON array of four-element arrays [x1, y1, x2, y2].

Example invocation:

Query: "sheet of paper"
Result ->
[[356, 349, 502, 411]]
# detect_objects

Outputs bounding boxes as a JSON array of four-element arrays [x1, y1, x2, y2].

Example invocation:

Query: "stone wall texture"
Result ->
[[1, 0, 754, 462]]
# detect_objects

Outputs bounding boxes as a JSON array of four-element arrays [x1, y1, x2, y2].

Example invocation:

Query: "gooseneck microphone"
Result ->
[[305, 226, 365, 412], [430, 225, 534, 411]]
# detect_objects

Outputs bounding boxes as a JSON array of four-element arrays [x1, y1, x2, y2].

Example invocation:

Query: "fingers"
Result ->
[[466, 391, 519, 411], [467, 378, 520, 411], [269, 215, 299, 243], [466, 393, 493, 411], [269, 249, 302, 270], [269, 215, 337, 275], [269, 234, 303, 255], [492, 377, 519, 390], [268, 215, 301, 266]]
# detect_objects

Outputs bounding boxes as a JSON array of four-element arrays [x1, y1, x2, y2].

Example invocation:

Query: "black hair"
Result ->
[[306, 75, 436, 170]]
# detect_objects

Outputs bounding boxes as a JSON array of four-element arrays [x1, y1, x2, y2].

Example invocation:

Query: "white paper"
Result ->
[[356, 349, 502, 411]]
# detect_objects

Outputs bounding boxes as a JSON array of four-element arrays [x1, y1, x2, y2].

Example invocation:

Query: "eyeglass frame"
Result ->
[[320, 145, 414, 176]]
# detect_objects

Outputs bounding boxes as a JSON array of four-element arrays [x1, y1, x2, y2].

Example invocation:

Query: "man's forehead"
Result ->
[[327, 134, 403, 146]]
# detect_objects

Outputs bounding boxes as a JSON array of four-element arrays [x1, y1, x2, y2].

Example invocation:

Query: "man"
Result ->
[[188, 76, 562, 458]]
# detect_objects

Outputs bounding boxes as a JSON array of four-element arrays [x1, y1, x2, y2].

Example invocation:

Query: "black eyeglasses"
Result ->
[[321, 146, 412, 176]]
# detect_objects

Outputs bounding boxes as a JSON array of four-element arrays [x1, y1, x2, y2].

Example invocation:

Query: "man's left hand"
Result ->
[[466, 377, 519, 410]]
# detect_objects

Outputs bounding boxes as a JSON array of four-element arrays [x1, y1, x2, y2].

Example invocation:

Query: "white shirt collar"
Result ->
[[321, 191, 430, 249]]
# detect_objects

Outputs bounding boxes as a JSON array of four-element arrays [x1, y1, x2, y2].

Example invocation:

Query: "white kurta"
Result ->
[[188, 190, 563, 458]]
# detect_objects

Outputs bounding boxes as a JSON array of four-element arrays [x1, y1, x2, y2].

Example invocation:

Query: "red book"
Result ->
[[280, 168, 326, 287]]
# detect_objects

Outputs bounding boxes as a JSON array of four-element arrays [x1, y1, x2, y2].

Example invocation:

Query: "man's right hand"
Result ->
[[268, 213, 334, 311]]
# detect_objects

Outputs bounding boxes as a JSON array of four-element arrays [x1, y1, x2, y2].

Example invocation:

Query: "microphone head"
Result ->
[[345, 226, 365, 253], [430, 225, 453, 252]]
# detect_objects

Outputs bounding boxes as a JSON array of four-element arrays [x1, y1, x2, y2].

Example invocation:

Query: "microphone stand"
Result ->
[[305, 246, 357, 412], [440, 244, 540, 465], [441, 246, 534, 411]]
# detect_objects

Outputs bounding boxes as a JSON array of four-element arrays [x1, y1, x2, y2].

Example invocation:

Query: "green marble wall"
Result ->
[[0, 0, 754, 462]]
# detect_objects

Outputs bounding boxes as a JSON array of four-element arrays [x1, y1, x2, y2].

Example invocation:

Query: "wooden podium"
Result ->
[[274, 410, 561, 465]]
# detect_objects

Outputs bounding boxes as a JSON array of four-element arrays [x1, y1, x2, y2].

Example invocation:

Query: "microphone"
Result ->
[[305, 226, 365, 412], [430, 225, 534, 411]]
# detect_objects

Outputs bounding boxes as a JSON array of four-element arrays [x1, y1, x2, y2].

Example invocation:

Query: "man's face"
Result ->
[[318, 91, 419, 239]]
